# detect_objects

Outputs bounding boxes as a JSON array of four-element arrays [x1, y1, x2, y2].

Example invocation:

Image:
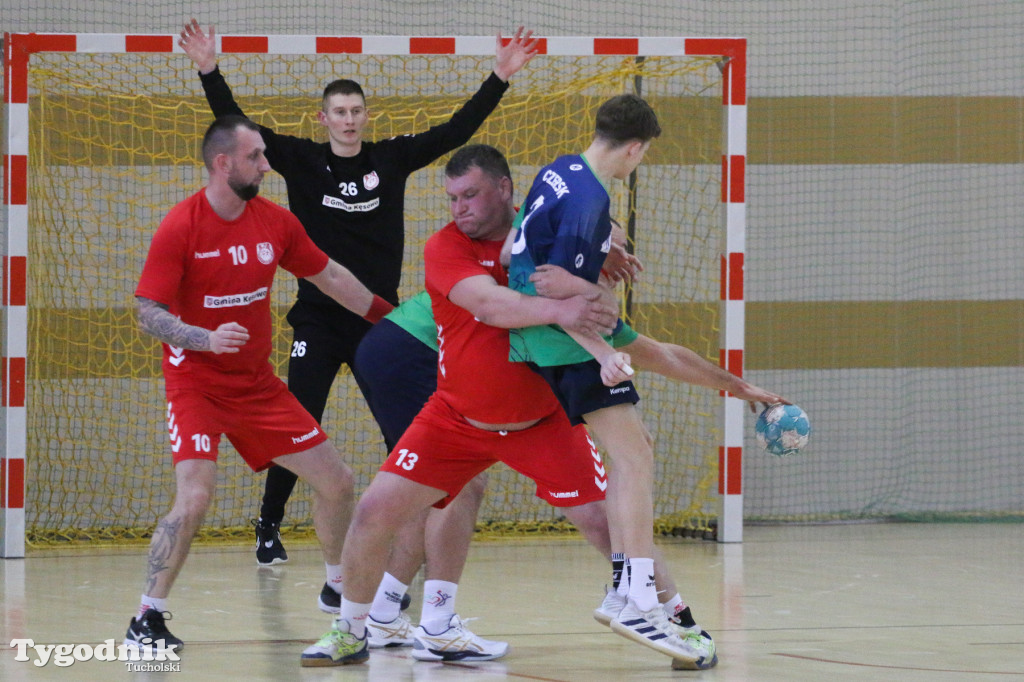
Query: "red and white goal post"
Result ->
[[1, 32, 747, 557]]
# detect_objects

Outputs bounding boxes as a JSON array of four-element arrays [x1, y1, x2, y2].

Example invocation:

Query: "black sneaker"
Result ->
[[318, 583, 341, 613], [124, 608, 184, 652], [253, 518, 288, 566], [317, 582, 412, 614]]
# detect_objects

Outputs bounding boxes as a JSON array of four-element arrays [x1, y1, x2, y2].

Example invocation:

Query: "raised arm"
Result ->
[[448, 273, 616, 336], [493, 26, 541, 82], [179, 19, 217, 75], [136, 296, 249, 354], [393, 27, 539, 171], [179, 19, 249, 121]]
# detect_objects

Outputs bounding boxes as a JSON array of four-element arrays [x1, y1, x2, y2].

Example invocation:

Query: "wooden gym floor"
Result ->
[[2, 523, 1022, 681]]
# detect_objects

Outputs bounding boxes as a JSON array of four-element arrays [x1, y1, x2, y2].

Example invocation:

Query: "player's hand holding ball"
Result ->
[[755, 403, 811, 456]]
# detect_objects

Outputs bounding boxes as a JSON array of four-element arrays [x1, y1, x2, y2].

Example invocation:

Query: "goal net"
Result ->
[[4, 34, 740, 548]]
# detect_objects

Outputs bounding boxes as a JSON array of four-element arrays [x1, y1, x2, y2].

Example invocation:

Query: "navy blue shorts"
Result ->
[[352, 319, 437, 451], [527, 359, 640, 426]]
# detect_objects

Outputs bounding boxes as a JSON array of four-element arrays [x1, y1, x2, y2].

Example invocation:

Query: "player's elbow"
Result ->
[[469, 296, 520, 329], [471, 303, 506, 328]]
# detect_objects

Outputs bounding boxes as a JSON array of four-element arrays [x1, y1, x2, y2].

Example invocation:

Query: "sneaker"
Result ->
[[253, 518, 287, 566], [593, 585, 626, 625], [610, 600, 716, 669], [411, 615, 509, 662], [366, 611, 415, 648], [668, 605, 702, 637], [124, 608, 184, 653], [300, 618, 369, 667], [319, 584, 411, 614], [672, 631, 719, 670]]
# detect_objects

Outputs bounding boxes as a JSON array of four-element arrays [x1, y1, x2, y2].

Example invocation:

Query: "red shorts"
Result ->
[[383, 394, 607, 508], [165, 372, 327, 472]]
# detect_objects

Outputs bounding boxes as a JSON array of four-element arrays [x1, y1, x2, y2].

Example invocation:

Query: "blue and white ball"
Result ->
[[755, 404, 811, 456]]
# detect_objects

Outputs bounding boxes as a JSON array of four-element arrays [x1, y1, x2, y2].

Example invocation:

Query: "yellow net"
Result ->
[[24, 50, 724, 546]]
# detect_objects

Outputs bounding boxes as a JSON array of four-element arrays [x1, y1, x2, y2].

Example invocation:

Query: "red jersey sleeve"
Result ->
[[135, 203, 190, 306], [273, 202, 330, 278]]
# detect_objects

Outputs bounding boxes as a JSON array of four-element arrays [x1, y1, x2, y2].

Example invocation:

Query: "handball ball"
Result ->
[[755, 403, 811, 456]]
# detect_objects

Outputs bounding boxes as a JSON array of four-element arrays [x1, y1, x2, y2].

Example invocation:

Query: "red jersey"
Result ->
[[136, 190, 329, 392], [424, 222, 560, 423]]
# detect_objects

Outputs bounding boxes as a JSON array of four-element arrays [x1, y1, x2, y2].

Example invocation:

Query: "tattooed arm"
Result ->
[[135, 296, 249, 354]]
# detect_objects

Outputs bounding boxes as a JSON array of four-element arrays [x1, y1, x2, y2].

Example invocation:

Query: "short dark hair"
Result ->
[[201, 115, 260, 169], [594, 94, 661, 146], [322, 79, 366, 107], [445, 144, 512, 186]]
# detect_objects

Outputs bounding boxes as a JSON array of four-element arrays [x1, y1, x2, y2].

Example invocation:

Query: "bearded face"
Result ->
[[228, 174, 260, 201]]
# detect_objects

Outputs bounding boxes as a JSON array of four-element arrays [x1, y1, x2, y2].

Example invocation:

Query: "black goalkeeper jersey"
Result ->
[[197, 67, 509, 329]]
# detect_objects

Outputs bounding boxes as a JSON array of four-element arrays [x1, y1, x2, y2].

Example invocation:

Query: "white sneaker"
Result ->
[[300, 618, 369, 667], [593, 586, 626, 625], [610, 599, 717, 669], [366, 611, 414, 648], [672, 630, 719, 670], [411, 614, 509, 662]]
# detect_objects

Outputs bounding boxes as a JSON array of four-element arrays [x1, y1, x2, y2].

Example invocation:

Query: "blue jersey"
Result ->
[[508, 154, 617, 366]]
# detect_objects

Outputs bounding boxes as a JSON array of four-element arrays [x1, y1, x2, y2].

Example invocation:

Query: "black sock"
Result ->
[[259, 464, 299, 525], [611, 552, 626, 589]]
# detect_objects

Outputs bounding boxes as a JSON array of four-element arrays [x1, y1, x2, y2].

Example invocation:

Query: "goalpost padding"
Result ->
[[1, 32, 746, 555]]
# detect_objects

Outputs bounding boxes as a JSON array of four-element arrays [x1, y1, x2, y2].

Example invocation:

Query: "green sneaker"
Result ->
[[300, 619, 369, 667]]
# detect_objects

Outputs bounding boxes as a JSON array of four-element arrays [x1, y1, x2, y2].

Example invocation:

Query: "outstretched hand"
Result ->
[[493, 26, 540, 82], [179, 18, 218, 74], [733, 385, 790, 414]]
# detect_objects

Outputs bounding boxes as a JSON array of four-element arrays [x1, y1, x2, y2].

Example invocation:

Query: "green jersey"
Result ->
[[383, 290, 437, 351], [382, 289, 636, 355]]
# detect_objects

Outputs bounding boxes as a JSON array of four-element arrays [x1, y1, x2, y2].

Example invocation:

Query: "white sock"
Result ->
[[325, 563, 343, 594], [369, 572, 409, 623], [420, 579, 458, 631], [138, 595, 168, 619], [626, 557, 658, 611], [663, 593, 685, 618], [339, 599, 371, 639]]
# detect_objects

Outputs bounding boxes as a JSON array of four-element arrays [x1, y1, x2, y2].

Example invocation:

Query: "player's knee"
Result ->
[[350, 492, 402, 535], [563, 501, 610, 535], [311, 459, 355, 499], [173, 485, 213, 522]]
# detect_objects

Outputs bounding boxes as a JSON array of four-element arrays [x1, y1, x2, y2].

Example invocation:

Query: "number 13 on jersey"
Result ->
[[394, 448, 419, 470]]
